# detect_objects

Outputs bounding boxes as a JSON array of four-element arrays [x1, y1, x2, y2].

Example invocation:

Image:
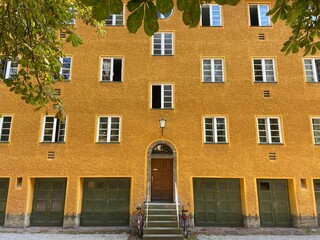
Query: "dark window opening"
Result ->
[[201, 5, 210, 26], [152, 86, 161, 109], [113, 59, 122, 82], [260, 182, 270, 190], [250, 5, 259, 26]]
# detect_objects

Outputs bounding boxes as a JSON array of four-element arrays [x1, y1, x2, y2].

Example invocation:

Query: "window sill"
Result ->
[[99, 81, 123, 83], [96, 142, 120, 144], [105, 25, 125, 27], [258, 143, 284, 145], [40, 142, 66, 144], [0, 142, 9, 144], [254, 81, 277, 83], [204, 142, 228, 145], [200, 25, 223, 28], [202, 81, 224, 83], [150, 108, 174, 110], [152, 54, 174, 57], [249, 26, 272, 28]]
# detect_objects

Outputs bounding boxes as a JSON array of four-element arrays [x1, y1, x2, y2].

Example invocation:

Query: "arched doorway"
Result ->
[[147, 141, 177, 203]]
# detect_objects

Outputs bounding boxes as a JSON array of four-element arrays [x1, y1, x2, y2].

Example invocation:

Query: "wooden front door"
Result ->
[[151, 159, 173, 202]]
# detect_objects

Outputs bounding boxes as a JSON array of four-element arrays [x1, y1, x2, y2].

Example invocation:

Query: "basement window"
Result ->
[[100, 58, 123, 82], [42, 116, 67, 143], [249, 4, 271, 26], [151, 84, 173, 109]]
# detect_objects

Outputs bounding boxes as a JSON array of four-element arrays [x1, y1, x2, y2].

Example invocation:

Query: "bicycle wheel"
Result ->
[[183, 226, 188, 239], [138, 227, 143, 239]]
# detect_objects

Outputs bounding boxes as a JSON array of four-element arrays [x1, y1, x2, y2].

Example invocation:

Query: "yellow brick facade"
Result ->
[[1, 0, 320, 228]]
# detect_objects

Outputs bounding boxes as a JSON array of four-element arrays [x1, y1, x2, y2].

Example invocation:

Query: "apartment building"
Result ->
[[1, 0, 320, 229]]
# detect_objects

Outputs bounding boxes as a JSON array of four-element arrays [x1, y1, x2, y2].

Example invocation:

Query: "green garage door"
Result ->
[[194, 178, 242, 226], [81, 178, 130, 226], [31, 178, 67, 226], [0, 179, 9, 226], [257, 179, 292, 227], [314, 180, 320, 226]]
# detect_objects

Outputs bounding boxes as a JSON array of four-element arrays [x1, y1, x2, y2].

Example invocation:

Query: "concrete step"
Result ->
[[146, 203, 177, 210], [148, 214, 177, 221], [143, 227, 183, 235], [143, 234, 184, 240], [148, 209, 177, 215], [147, 220, 179, 227]]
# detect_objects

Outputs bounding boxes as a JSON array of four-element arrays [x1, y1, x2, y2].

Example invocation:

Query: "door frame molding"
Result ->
[[146, 140, 177, 202]]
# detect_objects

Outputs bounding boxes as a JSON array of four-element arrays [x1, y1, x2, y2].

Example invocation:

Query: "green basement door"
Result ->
[[257, 179, 292, 227], [314, 180, 320, 226], [81, 178, 130, 226], [0, 179, 9, 226], [193, 178, 242, 226], [31, 178, 67, 226]]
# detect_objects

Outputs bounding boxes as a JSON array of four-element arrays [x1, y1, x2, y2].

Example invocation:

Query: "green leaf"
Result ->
[[66, 32, 84, 47], [177, 0, 187, 11], [127, 5, 144, 34], [128, 0, 143, 12], [92, 0, 111, 21], [156, 0, 174, 15], [110, 0, 123, 14], [144, 1, 159, 36], [80, 0, 98, 6]]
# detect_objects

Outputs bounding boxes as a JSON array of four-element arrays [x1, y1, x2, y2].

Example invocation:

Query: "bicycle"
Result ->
[[180, 204, 190, 239], [135, 204, 144, 239]]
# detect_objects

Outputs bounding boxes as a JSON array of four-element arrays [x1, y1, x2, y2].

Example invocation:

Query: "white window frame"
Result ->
[[41, 116, 67, 143], [0, 115, 12, 143], [3, 58, 19, 79], [202, 58, 224, 82], [151, 84, 174, 109], [105, 7, 125, 26], [100, 57, 123, 82], [200, 4, 222, 26], [257, 117, 282, 144], [311, 117, 320, 144], [203, 116, 228, 143], [249, 4, 271, 27], [253, 58, 276, 82], [96, 116, 121, 143], [58, 57, 72, 81], [303, 58, 320, 82], [152, 32, 174, 56]]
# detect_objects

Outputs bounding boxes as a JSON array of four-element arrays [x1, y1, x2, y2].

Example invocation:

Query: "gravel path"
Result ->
[[0, 233, 129, 240], [197, 235, 320, 240]]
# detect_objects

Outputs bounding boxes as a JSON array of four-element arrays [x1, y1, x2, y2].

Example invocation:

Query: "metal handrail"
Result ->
[[174, 182, 179, 227], [145, 182, 151, 227]]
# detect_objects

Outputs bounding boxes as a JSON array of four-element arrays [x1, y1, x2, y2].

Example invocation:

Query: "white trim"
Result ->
[[152, 32, 174, 56], [253, 58, 276, 82], [202, 58, 224, 82], [249, 4, 271, 27], [96, 116, 121, 143], [151, 84, 174, 109], [311, 117, 320, 144], [257, 117, 282, 144], [100, 57, 123, 82], [4, 61, 11, 79], [204, 116, 228, 143]]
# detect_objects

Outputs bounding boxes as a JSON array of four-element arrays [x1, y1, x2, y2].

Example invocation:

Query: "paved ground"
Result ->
[[0, 226, 319, 240]]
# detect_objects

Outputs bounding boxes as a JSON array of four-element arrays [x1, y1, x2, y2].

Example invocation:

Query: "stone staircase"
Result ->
[[143, 202, 184, 240]]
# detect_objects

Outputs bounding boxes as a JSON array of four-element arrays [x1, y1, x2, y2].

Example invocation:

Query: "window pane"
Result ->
[[259, 5, 270, 26], [101, 59, 111, 81], [211, 5, 221, 26], [249, 5, 259, 26], [201, 5, 210, 26]]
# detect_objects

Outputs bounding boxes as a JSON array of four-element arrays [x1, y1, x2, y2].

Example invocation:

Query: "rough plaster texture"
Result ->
[[0, 0, 320, 229]]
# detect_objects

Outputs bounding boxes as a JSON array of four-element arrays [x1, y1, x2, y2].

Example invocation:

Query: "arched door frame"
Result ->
[[146, 140, 177, 202]]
